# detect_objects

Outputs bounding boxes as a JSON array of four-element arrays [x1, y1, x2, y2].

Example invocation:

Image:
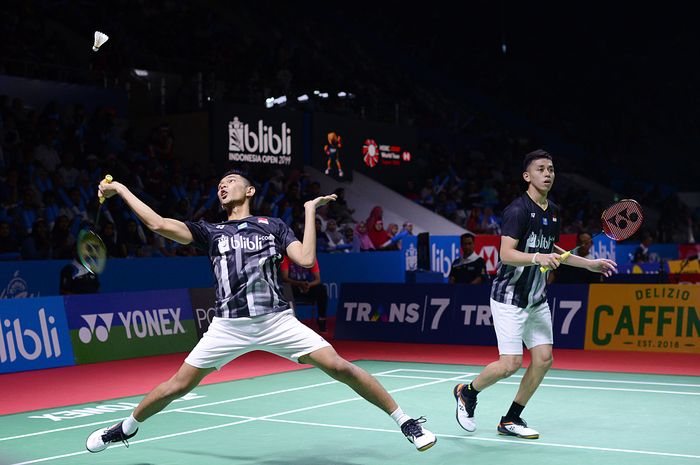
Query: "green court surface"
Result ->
[[1, 361, 698, 465]]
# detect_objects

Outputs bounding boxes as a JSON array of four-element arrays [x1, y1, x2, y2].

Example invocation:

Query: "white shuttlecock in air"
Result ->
[[93, 31, 109, 51]]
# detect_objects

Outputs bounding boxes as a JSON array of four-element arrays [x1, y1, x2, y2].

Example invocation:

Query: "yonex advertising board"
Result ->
[[64, 289, 199, 364], [335, 283, 588, 348], [585, 284, 700, 353], [0, 296, 75, 374]]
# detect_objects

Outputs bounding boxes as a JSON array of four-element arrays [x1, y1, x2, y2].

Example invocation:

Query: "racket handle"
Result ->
[[98, 174, 113, 204], [539, 251, 571, 273]]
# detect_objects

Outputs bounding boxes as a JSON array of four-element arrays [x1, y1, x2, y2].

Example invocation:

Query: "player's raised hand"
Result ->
[[98, 178, 120, 200], [304, 194, 337, 209], [587, 258, 618, 277]]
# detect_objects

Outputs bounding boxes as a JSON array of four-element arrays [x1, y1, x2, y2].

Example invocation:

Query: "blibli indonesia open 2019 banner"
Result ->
[[64, 289, 199, 364], [312, 113, 417, 187], [585, 284, 700, 353], [335, 283, 589, 349], [211, 102, 303, 168]]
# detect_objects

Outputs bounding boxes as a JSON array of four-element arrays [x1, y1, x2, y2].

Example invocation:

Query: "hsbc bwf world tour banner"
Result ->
[[211, 102, 303, 169], [311, 113, 418, 187]]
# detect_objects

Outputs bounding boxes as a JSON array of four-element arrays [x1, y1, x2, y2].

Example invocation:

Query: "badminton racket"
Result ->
[[540, 198, 643, 272], [77, 174, 113, 274]]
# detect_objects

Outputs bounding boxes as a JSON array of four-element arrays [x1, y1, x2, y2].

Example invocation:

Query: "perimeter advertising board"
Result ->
[[585, 284, 700, 353], [64, 289, 199, 363], [336, 283, 589, 348], [0, 296, 75, 373]]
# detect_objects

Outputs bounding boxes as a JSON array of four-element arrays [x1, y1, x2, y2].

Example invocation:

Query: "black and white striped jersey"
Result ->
[[185, 217, 298, 318], [490, 193, 560, 308]]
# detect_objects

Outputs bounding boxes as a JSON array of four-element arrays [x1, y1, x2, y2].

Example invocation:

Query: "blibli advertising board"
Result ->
[[211, 102, 304, 169], [64, 289, 199, 364], [585, 284, 700, 353], [0, 297, 75, 373]]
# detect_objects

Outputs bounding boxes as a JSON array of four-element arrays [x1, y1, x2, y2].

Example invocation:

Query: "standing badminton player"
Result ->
[[86, 168, 436, 453], [453, 150, 617, 439]]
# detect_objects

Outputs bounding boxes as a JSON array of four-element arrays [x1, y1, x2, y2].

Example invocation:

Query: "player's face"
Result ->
[[218, 174, 252, 206], [524, 159, 555, 192]]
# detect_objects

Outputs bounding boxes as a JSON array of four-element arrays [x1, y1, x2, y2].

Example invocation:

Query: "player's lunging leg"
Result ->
[[86, 363, 214, 452], [301, 346, 437, 451]]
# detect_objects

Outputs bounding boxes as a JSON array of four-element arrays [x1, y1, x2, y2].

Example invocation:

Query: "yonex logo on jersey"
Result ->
[[216, 225, 225, 229]]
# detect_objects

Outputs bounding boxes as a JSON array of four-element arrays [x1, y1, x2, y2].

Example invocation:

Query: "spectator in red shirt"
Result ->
[[280, 255, 328, 332]]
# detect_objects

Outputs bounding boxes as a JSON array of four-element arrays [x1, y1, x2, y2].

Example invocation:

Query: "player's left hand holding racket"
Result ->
[[77, 174, 113, 275]]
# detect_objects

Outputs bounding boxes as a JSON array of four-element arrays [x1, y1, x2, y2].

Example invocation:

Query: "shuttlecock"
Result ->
[[93, 31, 109, 51]]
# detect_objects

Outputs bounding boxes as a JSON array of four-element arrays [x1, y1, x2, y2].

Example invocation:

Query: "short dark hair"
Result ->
[[523, 149, 553, 171], [460, 232, 475, 241], [221, 167, 254, 187]]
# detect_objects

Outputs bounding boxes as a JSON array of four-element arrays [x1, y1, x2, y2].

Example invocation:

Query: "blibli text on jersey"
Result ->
[[525, 231, 556, 251], [217, 234, 273, 254]]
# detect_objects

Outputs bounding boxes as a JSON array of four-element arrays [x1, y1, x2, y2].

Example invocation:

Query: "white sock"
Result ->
[[122, 414, 141, 435], [390, 407, 411, 427]]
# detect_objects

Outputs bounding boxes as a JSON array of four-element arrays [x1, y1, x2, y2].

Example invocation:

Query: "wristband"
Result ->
[[531, 252, 539, 265]]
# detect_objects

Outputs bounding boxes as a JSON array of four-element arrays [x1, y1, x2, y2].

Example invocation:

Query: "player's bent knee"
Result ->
[[535, 354, 553, 370], [323, 358, 357, 381], [501, 358, 522, 377]]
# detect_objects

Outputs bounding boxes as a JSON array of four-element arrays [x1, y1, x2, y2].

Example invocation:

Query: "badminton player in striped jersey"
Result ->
[[453, 150, 617, 439], [86, 168, 436, 453]]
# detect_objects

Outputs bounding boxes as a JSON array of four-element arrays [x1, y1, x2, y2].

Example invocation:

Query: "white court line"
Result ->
[[394, 368, 700, 387], [0, 368, 415, 442], [3, 370, 473, 464], [377, 374, 700, 395], [7, 418, 256, 465], [180, 410, 700, 460], [0, 379, 335, 442], [7, 368, 700, 464]]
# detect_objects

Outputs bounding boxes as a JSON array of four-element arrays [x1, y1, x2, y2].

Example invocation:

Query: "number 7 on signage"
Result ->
[[558, 300, 582, 335], [429, 298, 450, 330]]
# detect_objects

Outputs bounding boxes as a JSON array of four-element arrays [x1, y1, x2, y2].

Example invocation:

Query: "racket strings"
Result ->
[[601, 199, 643, 241], [77, 230, 107, 274]]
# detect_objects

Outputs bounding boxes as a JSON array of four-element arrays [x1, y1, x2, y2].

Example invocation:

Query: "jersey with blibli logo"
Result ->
[[491, 193, 560, 308], [185, 217, 298, 318]]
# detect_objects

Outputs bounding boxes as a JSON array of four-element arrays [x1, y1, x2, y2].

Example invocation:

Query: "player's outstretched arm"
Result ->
[[553, 245, 617, 276], [286, 194, 337, 267], [98, 179, 193, 244]]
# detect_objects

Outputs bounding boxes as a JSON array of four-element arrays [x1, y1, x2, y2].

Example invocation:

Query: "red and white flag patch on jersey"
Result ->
[[257, 217, 269, 224]]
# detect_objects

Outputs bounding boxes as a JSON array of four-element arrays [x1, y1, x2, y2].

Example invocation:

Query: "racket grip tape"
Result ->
[[539, 251, 571, 273], [98, 174, 113, 204]]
